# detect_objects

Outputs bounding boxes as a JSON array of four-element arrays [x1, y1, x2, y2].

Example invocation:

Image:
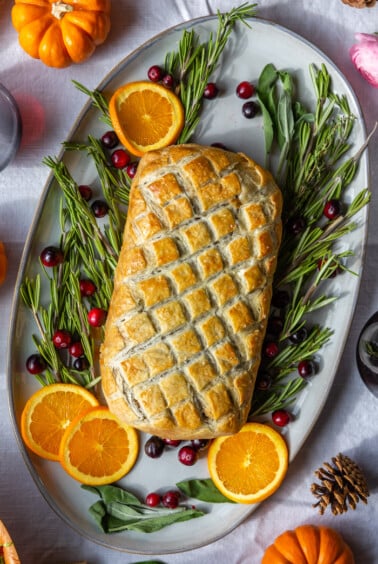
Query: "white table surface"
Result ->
[[1, 1, 377, 562]]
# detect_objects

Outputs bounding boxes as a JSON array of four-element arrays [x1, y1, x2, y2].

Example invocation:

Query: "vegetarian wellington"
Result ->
[[100, 143, 282, 439]]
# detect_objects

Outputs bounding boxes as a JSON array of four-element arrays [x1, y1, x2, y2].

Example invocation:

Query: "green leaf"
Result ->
[[176, 478, 234, 503]]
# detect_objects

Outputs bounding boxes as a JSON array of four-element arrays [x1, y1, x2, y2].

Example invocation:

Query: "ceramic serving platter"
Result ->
[[7, 16, 369, 555]]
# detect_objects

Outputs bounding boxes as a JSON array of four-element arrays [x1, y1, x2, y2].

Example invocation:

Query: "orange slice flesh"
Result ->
[[21, 383, 99, 461], [108, 81, 185, 156], [59, 406, 139, 485], [208, 422, 289, 504]]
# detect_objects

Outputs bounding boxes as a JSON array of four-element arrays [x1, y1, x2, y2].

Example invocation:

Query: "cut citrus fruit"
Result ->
[[108, 81, 185, 156], [0, 520, 20, 564], [59, 406, 139, 485], [21, 383, 99, 461], [208, 422, 289, 504]]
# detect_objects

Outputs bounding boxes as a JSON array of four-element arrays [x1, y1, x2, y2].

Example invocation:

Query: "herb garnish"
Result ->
[[82, 485, 204, 533]]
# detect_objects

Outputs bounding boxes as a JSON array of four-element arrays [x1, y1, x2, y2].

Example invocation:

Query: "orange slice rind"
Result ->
[[108, 81, 185, 156], [208, 422, 289, 504]]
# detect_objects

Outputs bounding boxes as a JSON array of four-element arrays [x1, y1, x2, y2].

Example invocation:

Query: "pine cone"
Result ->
[[311, 453, 369, 515], [341, 0, 376, 7]]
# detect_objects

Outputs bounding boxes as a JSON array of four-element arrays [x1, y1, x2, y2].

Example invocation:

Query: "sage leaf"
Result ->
[[83, 484, 205, 534], [176, 478, 234, 503]]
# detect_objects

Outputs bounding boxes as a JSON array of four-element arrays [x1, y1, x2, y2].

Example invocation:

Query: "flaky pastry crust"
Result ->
[[100, 144, 282, 439]]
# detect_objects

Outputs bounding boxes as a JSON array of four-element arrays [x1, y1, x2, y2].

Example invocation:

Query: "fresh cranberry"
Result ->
[[101, 130, 119, 149], [236, 81, 255, 99], [191, 439, 210, 451], [52, 330, 72, 349], [272, 290, 290, 309], [287, 216, 306, 235], [111, 149, 130, 169], [79, 279, 97, 297], [87, 307, 107, 327], [203, 82, 219, 99], [272, 409, 291, 427], [147, 65, 164, 82], [323, 199, 342, 220], [317, 258, 340, 278], [26, 354, 47, 375], [178, 445, 198, 466], [69, 341, 84, 358], [73, 357, 89, 371], [125, 161, 138, 179], [163, 438, 181, 447], [40, 246, 64, 268], [91, 200, 109, 218], [162, 74, 174, 89], [242, 101, 258, 118], [267, 316, 284, 336], [256, 373, 272, 391], [162, 490, 180, 509], [264, 341, 279, 358], [144, 436, 165, 458], [145, 492, 161, 507], [78, 185, 93, 201], [289, 327, 308, 344], [298, 359, 316, 378]]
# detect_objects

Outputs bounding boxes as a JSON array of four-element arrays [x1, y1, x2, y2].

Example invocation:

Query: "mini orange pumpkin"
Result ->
[[0, 242, 7, 286], [262, 524, 355, 564], [11, 0, 111, 68]]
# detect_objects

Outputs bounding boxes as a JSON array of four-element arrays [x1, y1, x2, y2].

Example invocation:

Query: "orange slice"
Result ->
[[208, 422, 289, 504], [59, 406, 139, 485], [21, 383, 99, 461], [108, 81, 185, 156], [0, 520, 20, 564]]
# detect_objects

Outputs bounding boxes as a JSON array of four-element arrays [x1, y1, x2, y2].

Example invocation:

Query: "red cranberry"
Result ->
[[40, 246, 64, 268], [298, 359, 316, 378], [79, 279, 97, 297], [191, 439, 210, 451], [162, 490, 180, 509], [317, 258, 340, 278], [272, 409, 291, 427], [87, 307, 107, 327], [162, 74, 174, 89], [267, 316, 284, 336], [78, 185, 93, 201], [144, 436, 165, 458], [73, 357, 89, 371], [256, 373, 272, 391], [147, 65, 164, 82], [236, 81, 255, 99], [178, 445, 198, 466], [287, 216, 306, 235], [101, 130, 119, 149], [69, 341, 84, 358], [289, 327, 308, 344], [242, 101, 258, 118], [26, 354, 47, 375], [145, 492, 161, 507], [52, 330, 72, 349], [163, 438, 181, 447], [203, 82, 219, 99], [272, 290, 290, 309], [264, 341, 279, 358], [111, 149, 130, 169], [125, 161, 138, 179], [323, 199, 342, 220], [91, 200, 109, 218]]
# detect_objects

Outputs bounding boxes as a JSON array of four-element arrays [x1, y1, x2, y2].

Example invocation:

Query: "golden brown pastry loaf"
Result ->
[[100, 143, 282, 439]]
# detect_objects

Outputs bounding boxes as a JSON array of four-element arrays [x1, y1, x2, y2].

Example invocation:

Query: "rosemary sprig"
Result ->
[[165, 3, 257, 143]]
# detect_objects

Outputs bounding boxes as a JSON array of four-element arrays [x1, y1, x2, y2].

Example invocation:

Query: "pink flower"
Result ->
[[350, 33, 378, 88]]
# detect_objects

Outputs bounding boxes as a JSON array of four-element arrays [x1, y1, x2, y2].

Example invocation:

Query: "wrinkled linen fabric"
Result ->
[[1, 1, 377, 563]]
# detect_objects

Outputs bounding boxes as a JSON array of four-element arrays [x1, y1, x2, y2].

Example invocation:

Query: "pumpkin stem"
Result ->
[[51, 1, 74, 19]]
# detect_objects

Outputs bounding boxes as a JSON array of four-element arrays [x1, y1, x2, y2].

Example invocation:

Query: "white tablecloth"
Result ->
[[1, 1, 377, 562]]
